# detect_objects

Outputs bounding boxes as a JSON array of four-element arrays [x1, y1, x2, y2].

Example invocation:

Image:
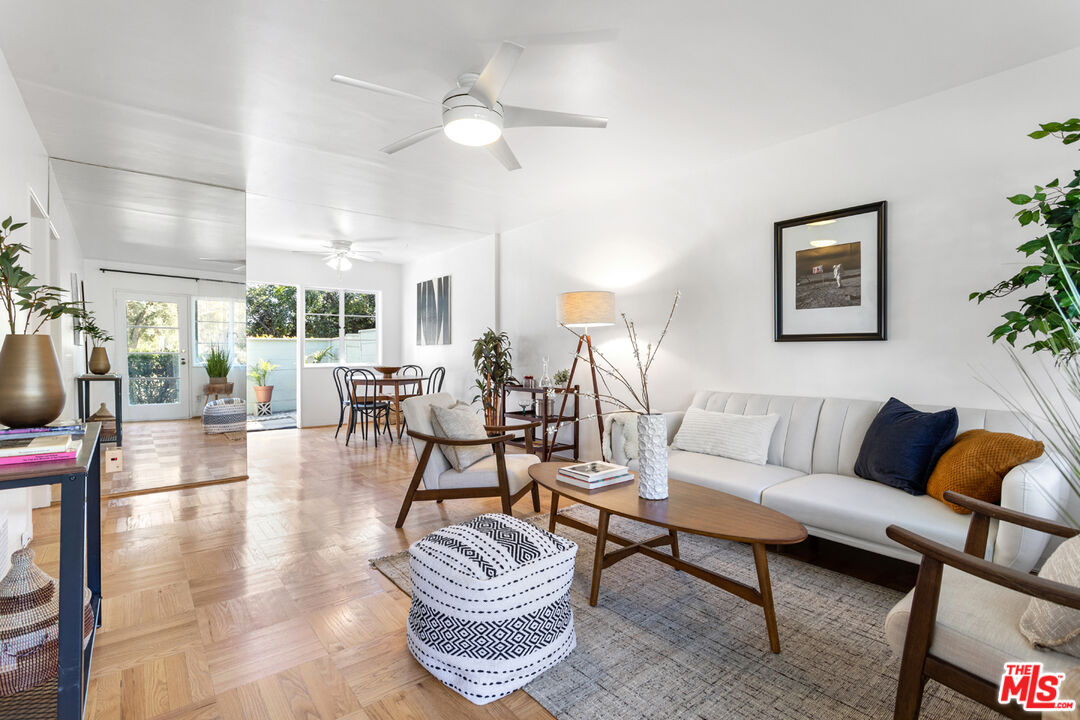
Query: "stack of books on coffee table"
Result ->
[[0, 422, 85, 466], [556, 461, 632, 489]]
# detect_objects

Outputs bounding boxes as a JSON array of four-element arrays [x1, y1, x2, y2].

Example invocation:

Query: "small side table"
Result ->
[[206, 382, 234, 402], [76, 374, 122, 447]]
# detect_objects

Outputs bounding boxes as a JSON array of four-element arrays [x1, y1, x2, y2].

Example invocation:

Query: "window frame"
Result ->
[[192, 296, 247, 368], [301, 286, 380, 368]]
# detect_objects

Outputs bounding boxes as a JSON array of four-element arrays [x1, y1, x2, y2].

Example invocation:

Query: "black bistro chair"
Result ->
[[345, 368, 392, 446], [427, 366, 446, 394], [332, 366, 351, 439]]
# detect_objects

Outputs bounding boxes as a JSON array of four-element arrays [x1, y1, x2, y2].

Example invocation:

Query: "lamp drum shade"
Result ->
[[557, 291, 615, 328]]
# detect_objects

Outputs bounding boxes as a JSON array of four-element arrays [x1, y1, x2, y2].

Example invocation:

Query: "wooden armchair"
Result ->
[[395, 392, 543, 528], [886, 490, 1080, 719]]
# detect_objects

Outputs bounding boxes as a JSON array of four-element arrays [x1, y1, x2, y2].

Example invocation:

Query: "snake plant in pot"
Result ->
[[0, 216, 85, 427]]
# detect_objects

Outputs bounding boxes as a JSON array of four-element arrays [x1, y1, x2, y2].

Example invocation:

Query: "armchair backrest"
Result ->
[[402, 392, 456, 489]]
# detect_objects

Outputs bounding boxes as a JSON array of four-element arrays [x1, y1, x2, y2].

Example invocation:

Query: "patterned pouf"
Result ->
[[406, 513, 577, 705], [202, 398, 246, 434]]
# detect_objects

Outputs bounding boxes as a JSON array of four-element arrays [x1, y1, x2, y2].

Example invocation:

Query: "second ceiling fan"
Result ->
[[332, 41, 607, 171]]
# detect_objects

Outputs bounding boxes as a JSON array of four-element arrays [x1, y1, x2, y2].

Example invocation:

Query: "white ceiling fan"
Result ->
[[292, 239, 383, 272], [331, 41, 608, 171]]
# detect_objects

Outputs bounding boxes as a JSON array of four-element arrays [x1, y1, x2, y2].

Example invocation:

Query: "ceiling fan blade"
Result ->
[[380, 127, 442, 154], [468, 41, 524, 107], [347, 250, 383, 261], [198, 257, 246, 265], [331, 74, 438, 105], [502, 105, 608, 129], [487, 136, 522, 171]]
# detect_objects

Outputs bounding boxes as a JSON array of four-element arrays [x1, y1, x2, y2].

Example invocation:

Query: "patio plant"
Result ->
[[249, 359, 279, 404]]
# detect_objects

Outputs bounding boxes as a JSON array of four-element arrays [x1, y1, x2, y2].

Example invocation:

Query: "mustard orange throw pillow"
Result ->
[[926, 429, 1043, 513]]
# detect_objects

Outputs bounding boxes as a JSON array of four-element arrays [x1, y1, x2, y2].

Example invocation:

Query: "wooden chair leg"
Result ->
[[531, 481, 541, 512], [893, 556, 944, 720], [494, 444, 513, 515], [396, 442, 434, 528]]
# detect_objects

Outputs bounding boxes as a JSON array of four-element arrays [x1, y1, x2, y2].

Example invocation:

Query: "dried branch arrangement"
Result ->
[[560, 290, 681, 418]]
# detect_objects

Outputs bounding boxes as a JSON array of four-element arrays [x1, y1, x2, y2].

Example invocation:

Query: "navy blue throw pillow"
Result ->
[[854, 398, 958, 495]]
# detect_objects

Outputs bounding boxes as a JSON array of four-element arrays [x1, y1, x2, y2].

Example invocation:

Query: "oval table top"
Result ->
[[530, 461, 807, 545]]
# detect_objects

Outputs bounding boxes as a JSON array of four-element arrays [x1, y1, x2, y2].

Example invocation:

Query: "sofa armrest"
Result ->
[[992, 454, 1069, 571]]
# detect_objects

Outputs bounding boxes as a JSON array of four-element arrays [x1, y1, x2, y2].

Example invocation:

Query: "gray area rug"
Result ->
[[373, 505, 997, 719]]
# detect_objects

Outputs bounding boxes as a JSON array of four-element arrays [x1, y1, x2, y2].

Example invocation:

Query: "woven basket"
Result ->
[[0, 549, 93, 697]]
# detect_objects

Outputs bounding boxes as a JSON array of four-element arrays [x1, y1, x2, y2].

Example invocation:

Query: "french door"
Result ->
[[117, 293, 191, 421]]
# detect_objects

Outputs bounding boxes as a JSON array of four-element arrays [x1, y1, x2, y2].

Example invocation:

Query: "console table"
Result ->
[[0, 423, 102, 719], [75, 375, 122, 447]]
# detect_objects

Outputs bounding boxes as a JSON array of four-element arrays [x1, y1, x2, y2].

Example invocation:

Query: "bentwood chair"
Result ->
[[396, 364, 425, 433], [427, 366, 446, 394], [885, 491, 1080, 719], [332, 366, 351, 439], [395, 392, 542, 527], [345, 368, 392, 447]]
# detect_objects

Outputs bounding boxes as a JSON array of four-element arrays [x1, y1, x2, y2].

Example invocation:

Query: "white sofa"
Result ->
[[608, 391, 1066, 572]]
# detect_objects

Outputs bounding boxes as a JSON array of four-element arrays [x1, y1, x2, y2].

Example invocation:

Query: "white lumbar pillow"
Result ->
[[671, 407, 780, 465]]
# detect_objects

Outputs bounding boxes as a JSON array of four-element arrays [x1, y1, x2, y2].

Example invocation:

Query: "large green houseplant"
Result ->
[[472, 329, 516, 426], [0, 216, 85, 427], [973, 118, 1080, 523]]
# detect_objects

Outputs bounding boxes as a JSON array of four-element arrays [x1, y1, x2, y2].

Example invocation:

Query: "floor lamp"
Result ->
[[549, 291, 615, 461]]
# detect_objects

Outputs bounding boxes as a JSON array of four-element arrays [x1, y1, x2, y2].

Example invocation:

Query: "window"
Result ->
[[303, 288, 378, 365], [195, 298, 247, 366]]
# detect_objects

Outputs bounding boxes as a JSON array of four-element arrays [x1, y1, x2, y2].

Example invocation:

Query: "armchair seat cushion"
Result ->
[[885, 566, 1075, 682], [436, 454, 540, 494]]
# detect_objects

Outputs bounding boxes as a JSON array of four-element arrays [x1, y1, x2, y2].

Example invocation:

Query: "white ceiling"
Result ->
[[3, 0, 1080, 264]]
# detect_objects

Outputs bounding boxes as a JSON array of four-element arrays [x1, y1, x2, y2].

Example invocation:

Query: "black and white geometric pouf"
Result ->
[[406, 513, 577, 705]]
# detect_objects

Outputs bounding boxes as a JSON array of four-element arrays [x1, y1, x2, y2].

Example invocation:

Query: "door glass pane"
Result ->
[[126, 300, 182, 407]]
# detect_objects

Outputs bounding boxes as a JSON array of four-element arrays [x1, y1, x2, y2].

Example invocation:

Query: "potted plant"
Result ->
[[471, 329, 516, 426], [203, 345, 231, 385], [553, 368, 570, 388], [0, 216, 84, 427], [248, 359, 278, 404], [76, 311, 114, 375]]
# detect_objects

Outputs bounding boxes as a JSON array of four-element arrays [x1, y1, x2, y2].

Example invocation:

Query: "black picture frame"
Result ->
[[774, 201, 887, 342]]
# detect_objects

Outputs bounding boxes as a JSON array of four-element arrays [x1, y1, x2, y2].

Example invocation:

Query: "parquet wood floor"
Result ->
[[29, 427, 555, 720], [101, 419, 248, 498]]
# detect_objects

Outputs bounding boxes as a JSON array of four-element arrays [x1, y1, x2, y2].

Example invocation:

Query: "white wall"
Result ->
[[496, 47, 1080, 458], [400, 235, 498, 402], [0, 46, 85, 562], [246, 247, 403, 427]]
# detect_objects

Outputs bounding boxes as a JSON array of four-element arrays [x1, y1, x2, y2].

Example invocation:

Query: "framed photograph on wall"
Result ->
[[774, 201, 887, 341], [416, 274, 451, 345]]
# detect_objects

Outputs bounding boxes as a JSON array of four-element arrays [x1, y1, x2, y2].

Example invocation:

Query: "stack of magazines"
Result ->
[[0, 422, 85, 467], [557, 461, 632, 489]]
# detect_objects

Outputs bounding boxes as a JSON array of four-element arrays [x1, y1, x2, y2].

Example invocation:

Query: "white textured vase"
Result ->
[[636, 413, 668, 500]]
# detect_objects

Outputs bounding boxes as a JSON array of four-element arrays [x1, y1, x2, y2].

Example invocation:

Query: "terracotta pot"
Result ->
[[253, 385, 274, 403], [88, 346, 111, 375], [0, 335, 66, 428]]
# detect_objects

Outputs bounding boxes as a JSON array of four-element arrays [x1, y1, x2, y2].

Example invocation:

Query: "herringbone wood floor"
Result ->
[[29, 426, 556, 720]]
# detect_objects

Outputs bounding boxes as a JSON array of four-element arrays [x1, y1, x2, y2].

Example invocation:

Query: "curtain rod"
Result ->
[[99, 267, 246, 286]]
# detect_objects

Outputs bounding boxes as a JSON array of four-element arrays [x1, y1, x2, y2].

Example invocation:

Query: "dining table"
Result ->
[[353, 373, 428, 439]]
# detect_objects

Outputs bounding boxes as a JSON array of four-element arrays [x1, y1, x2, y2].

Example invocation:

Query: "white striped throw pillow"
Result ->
[[671, 407, 780, 465]]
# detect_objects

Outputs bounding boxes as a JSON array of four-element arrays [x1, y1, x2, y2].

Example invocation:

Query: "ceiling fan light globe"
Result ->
[[442, 106, 503, 146], [326, 255, 352, 272]]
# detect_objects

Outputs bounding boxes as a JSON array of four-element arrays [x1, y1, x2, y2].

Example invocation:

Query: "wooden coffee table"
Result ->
[[529, 461, 808, 653]]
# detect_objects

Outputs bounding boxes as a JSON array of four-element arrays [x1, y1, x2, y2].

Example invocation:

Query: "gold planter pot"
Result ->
[[88, 346, 111, 375], [0, 335, 66, 428]]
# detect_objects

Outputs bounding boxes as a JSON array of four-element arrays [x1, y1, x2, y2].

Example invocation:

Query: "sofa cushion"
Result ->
[[885, 566, 1075, 683], [761, 473, 970, 552], [671, 408, 780, 465], [854, 398, 958, 495], [431, 404, 493, 472], [630, 449, 803, 502], [926, 429, 1044, 513], [437, 454, 539, 494]]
